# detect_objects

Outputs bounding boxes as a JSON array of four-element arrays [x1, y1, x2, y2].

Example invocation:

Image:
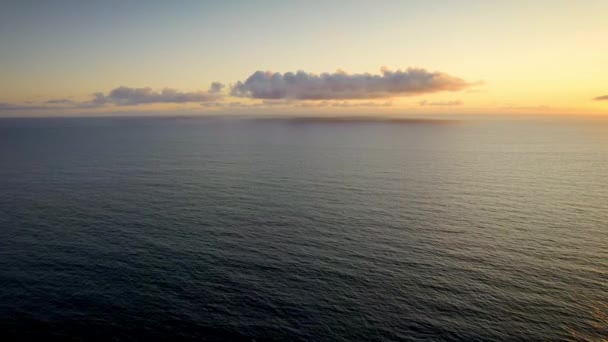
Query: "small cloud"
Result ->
[[209, 82, 225, 93], [594, 95, 608, 101], [45, 98, 73, 104], [419, 100, 462, 106], [200, 101, 224, 108], [252, 99, 392, 108], [330, 101, 392, 108], [86, 84, 224, 106], [2, 83, 226, 112], [199, 100, 256, 109], [261, 99, 292, 106], [86, 92, 108, 107], [231, 67, 470, 100], [256, 116, 460, 125], [0, 103, 56, 111]]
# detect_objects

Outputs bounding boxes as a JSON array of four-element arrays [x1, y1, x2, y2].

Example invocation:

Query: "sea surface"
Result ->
[[0, 116, 606, 341]]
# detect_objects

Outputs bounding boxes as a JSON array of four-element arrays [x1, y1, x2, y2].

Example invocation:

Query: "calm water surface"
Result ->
[[0, 116, 606, 341]]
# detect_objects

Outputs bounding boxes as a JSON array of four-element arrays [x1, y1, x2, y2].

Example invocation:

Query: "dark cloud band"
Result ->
[[231, 67, 470, 100]]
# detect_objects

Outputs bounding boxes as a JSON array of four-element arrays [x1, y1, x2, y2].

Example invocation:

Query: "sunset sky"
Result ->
[[1, 0, 607, 117]]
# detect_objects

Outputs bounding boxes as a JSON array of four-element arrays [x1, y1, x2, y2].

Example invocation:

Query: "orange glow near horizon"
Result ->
[[1, 1, 607, 116]]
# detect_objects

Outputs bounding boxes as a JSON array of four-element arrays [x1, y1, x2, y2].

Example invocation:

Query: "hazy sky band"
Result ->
[[0, 0, 607, 116]]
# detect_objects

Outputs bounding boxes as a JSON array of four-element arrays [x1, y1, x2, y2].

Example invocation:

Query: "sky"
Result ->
[[1, 0, 607, 117]]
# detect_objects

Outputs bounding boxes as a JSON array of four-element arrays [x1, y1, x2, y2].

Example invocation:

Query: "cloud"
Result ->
[[0, 103, 57, 111], [87, 93, 108, 107], [231, 67, 470, 100], [200, 101, 225, 108], [209, 82, 225, 93], [45, 98, 73, 104], [304, 100, 392, 108], [594, 95, 608, 101], [88, 84, 224, 106], [1, 83, 226, 114], [419, 100, 462, 106], [255, 116, 460, 125], [199, 99, 394, 110]]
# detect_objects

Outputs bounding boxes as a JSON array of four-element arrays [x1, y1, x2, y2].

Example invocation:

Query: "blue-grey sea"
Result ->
[[0, 116, 606, 341]]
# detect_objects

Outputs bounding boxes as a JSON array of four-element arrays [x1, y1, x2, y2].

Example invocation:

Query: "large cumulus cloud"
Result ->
[[231, 67, 470, 100], [89, 84, 224, 106]]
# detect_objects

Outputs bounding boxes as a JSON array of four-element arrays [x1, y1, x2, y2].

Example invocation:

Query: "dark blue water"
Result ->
[[1, 116, 606, 341]]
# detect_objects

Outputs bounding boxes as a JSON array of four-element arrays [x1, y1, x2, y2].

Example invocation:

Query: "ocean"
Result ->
[[0, 116, 606, 341]]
